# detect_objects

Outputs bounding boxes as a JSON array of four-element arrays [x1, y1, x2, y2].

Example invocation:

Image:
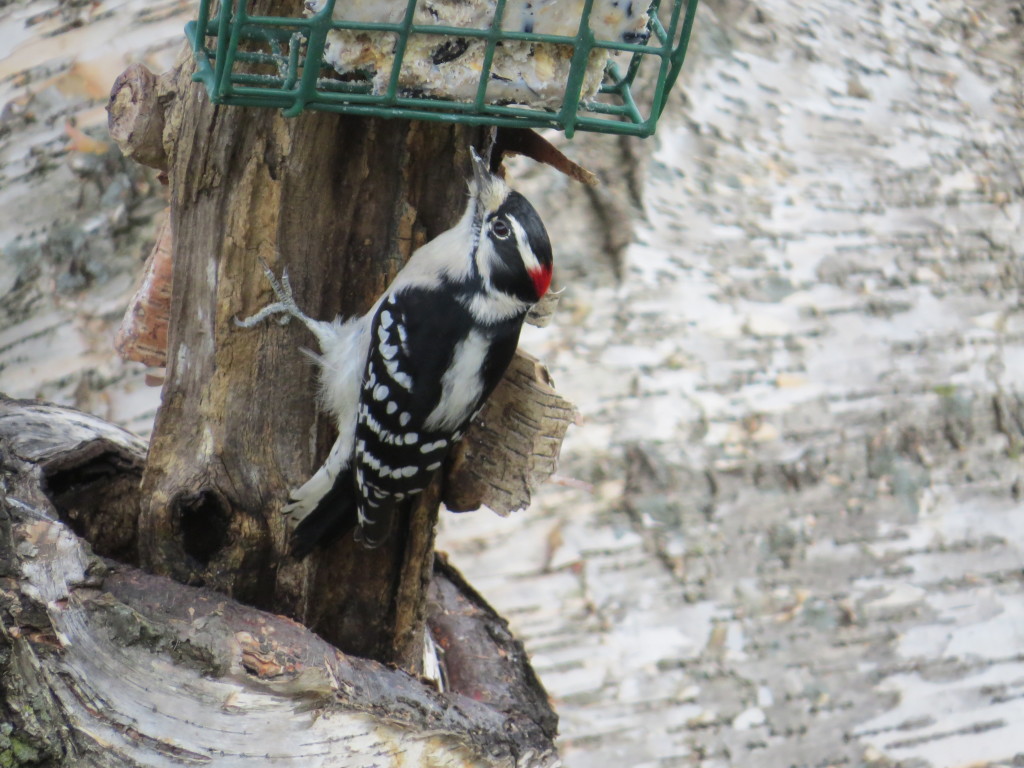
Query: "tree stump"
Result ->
[[0, 397, 559, 767]]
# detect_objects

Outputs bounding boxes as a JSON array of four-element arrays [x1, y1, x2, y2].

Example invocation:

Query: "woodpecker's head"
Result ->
[[468, 150, 553, 306]]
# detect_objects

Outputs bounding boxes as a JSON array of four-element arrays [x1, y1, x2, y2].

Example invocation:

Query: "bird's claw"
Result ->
[[235, 261, 308, 329]]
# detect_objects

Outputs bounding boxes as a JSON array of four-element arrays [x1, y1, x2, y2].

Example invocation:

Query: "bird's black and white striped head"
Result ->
[[467, 151, 553, 310]]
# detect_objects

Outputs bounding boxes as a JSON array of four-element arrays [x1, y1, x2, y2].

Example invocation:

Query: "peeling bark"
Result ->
[[114, 211, 173, 369], [445, 353, 577, 515]]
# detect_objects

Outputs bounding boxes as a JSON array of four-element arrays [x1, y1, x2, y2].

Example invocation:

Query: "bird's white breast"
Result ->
[[424, 329, 489, 432]]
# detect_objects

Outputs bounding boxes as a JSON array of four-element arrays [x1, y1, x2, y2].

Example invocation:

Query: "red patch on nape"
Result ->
[[530, 266, 552, 298]]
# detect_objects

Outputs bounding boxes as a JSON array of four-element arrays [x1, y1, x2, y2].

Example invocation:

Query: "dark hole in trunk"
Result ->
[[176, 489, 231, 567]]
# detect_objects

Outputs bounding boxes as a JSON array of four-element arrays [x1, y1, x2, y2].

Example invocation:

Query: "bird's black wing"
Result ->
[[289, 469, 358, 558], [352, 286, 523, 546]]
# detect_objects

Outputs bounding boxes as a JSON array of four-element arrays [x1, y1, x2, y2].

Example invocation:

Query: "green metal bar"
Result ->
[[210, 0, 235, 96], [186, 21, 218, 91], [219, 0, 256, 102], [282, 0, 338, 116], [656, 0, 698, 119], [381, 0, 421, 105], [214, 87, 656, 135], [604, 61, 644, 123], [192, 1, 211, 54], [472, 0, 510, 110], [648, 11, 671, 46], [559, 0, 600, 139]]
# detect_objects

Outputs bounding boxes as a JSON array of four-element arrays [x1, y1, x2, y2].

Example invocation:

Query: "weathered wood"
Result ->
[[0, 397, 559, 767]]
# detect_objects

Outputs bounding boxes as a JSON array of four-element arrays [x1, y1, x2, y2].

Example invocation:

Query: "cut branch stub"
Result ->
[[444, 352, 577, 514], [493, 127, 599, 187], [106, 62, 169, 172]]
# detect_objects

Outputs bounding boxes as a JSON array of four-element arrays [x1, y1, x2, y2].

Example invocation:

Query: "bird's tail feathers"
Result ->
[[353, 500, 398, 549], [288, 471, 359, 559]]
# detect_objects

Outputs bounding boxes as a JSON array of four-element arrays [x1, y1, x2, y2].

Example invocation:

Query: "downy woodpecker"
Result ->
[[238, 151, 553, 554]]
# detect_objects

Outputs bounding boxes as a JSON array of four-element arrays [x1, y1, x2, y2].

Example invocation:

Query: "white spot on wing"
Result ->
[[362, 411, 383, 435], [373, 384, 389, 401], [385, 358, 413, 390]]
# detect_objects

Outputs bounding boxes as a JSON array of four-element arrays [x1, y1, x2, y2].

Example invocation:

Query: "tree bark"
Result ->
[[131, 44, 488, 667]]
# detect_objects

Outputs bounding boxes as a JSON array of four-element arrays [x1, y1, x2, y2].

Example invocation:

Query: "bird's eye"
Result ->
[[491, 219, 511, 240]]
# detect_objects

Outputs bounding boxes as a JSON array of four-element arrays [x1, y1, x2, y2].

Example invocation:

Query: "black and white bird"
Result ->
[[238, 151, 553, 554]]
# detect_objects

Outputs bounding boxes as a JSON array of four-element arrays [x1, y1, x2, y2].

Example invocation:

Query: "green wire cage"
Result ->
[[186, 0, 698, 138]]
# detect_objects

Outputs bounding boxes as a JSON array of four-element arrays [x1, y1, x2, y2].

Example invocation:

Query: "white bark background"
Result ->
[[2, 1, 1024, 768]]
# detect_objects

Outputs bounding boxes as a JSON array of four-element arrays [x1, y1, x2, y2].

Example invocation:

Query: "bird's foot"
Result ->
[[235, 261, 317, 330]]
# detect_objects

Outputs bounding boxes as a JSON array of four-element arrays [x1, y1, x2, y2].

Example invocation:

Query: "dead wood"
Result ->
[[106, 63, 170, 172]]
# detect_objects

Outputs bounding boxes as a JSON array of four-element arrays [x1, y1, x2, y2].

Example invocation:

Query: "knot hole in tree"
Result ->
[[150, 487, 272, 601], [176, 489, 231, 567]]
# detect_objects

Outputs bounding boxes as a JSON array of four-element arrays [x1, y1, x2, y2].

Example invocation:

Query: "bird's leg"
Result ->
[[235, 261, 320, 334]]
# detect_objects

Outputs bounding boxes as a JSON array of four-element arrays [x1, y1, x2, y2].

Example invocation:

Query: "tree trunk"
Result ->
[[135, 45, 487, 667]]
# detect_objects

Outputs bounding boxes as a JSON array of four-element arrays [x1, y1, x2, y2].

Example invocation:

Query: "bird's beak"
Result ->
[[469, 147, 493, 230], [468, 147, 506, 229], [469, 147, 491, 193]]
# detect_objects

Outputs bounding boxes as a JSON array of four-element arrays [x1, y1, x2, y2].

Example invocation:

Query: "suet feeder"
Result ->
[[186, 0, 698, 138]]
